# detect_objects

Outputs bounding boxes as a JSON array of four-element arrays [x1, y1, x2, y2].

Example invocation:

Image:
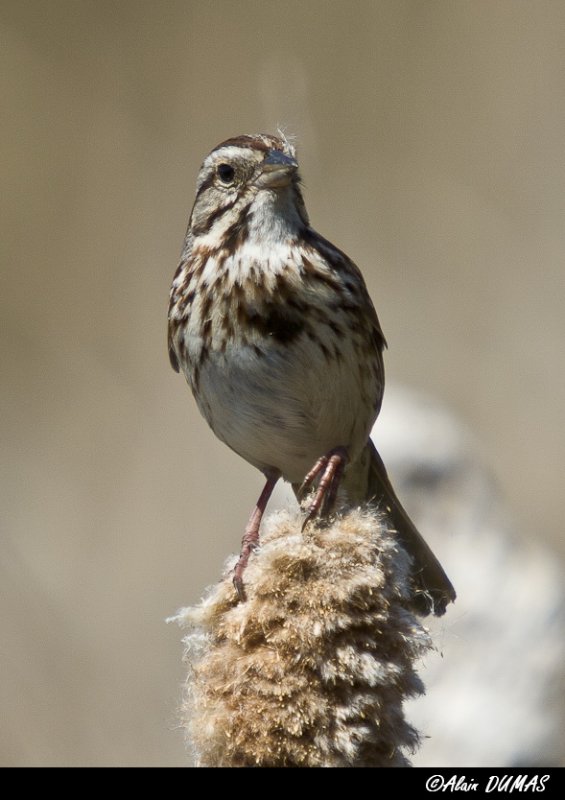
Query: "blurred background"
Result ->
[[1, 0, 564, 766]]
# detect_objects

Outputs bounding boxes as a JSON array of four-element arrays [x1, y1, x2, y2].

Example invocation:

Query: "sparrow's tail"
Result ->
[[293, 440, 456, 616], [365, 440, 456, 615]]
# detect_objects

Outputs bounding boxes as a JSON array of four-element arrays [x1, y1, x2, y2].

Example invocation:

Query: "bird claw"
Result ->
[[297, 454, 329, 500], [233, 539, 259, 601], [233, 573, 247, 602]]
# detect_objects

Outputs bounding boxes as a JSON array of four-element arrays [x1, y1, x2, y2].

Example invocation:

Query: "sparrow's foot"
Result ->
[[300, 446, 348, 530]]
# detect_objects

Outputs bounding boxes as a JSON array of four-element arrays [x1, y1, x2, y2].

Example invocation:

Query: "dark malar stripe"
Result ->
[[191, 196, 240, 237], [221, 202, 253, 253]]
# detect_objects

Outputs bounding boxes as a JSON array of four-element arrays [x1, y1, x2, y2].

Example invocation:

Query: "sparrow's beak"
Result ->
[[256, 150, 299, 188]]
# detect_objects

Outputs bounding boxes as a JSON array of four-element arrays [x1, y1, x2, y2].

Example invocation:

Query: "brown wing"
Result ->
[[167, 257, 188, 374], [303, 227, 387, 414]]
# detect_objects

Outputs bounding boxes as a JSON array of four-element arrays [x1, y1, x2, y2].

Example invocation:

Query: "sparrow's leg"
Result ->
[[233, 471, 280, 600]]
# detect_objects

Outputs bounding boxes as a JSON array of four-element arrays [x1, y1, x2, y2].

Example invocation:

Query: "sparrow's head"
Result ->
[[187, 133, 309, 245]]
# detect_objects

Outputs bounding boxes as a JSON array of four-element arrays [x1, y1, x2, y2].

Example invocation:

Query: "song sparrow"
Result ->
[[168, 133, 455, 616]]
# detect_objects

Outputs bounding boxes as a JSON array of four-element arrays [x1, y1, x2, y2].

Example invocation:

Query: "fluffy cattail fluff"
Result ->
[[170, 508, 432, 767]]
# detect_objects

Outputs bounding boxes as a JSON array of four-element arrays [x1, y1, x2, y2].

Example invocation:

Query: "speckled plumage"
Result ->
[[168, 134, 455, 615]]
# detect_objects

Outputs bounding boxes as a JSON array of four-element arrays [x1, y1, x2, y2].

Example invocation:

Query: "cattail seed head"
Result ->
[[171, 508, 432, 767]]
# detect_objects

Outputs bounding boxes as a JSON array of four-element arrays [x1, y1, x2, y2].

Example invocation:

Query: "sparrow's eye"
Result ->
[[217, 163, 235, 184]]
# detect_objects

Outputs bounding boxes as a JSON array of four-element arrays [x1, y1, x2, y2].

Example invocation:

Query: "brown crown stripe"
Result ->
[[211, 134, 281, 155]]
